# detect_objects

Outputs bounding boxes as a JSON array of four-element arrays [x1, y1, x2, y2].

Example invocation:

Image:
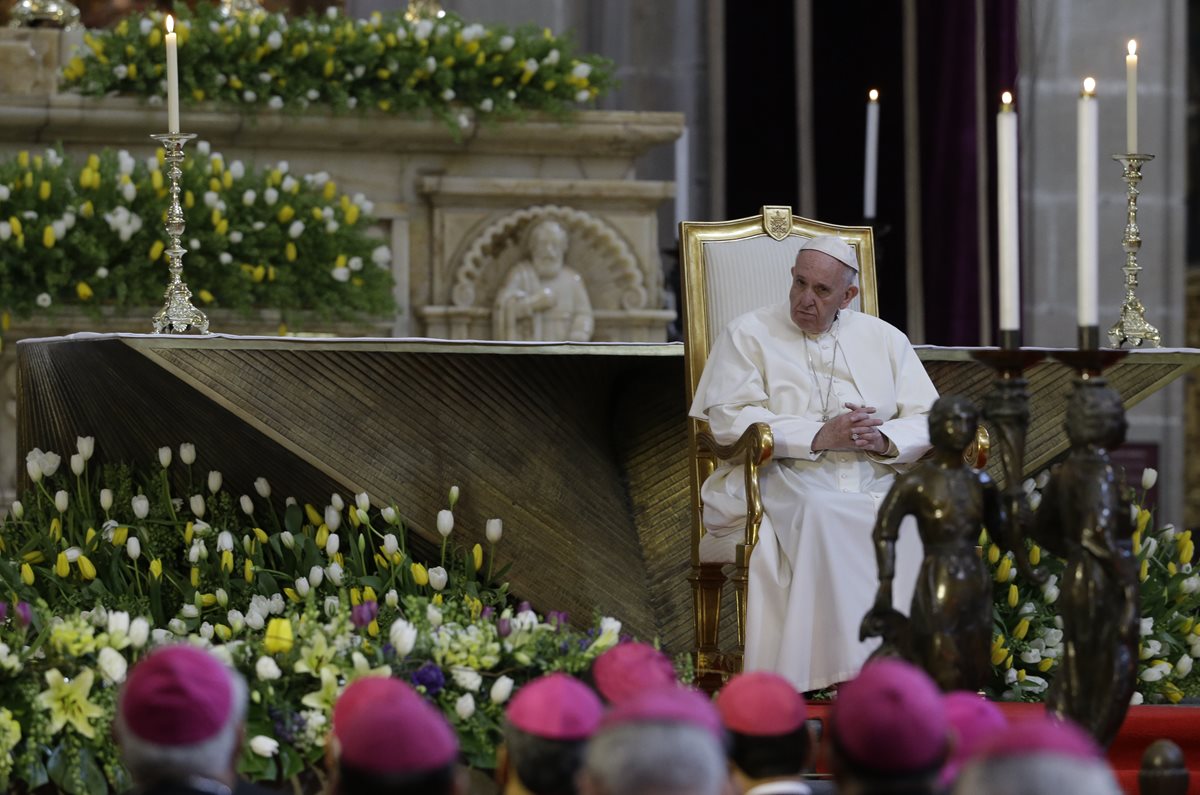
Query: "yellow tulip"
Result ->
[[76, 282, 93, 301], [987, 544, 1000, 564], [184, 522, 194, 545], [1029, 545, 1041, 565], [20, 562, 34, 585], [411, 562, 429, 586], [1140, 559, 1149, 582], [285, 242, 297, 262], [42, 225, 55, 248], [1164, 682, 1184, 704], [473, 543, 483, 572], [284, 587, 301, 603], [49, 517, 61, 541], [149, 558, 163, 580], [1016, 669, 1026, 682], [992, 633, 1005, 651], [315, 524, 329, 548], [367, 619, 379, 637], [80, 200, 94, 218], [264, 618, 294, 654], [324, 59, 335, 77], [1007, 583, 1019, 607], [1005, 654, 1013, 669], [350, 587, 362, 606], [185, 190, 194, 208], [1181, 540, 1195, 565], [77, 555, 96, 581], [221, 549, 234, 573], [305, 503, 322, 526], [322, 181, 337, 202], [222, 170, 234, 189], [111, 526, 128, 546], [214, 624, 232, 641], [1182, 618, 1195, 634], [9, 217, 21, 238], [56, 552, 70, 577], [1014, 618, 1030, 640], [200, 592, 218, 607], [375, 553, 389, 569], [278, 205, 296, 223], [1039, 657, 1054, 672], [39, 180, 51, 200], [345, 204, 360, 225], [363, 586, 377, 603], [244, 558, 254, 584], [150, 240, 165, 261], [216, 219, 229, 237], [1136, 508, 1151, 535], [17, 150, 28, 168], [190, 567, 200, 587], [198, 289, 215, 304], [84, 527, 97, 546], [253, 527, 268, 544], [1168, 562, 1178, 576], [995, 557, 1012, 583]]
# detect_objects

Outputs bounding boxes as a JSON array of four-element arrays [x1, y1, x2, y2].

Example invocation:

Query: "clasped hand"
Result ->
[[814, 402, 888, 454]]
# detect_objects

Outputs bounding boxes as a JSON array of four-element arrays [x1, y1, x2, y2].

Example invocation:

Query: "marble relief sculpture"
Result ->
[[492, 218, 594, 342]]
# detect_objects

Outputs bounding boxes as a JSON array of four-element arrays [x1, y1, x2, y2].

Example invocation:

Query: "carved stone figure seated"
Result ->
[[492, 218, 594, 342]]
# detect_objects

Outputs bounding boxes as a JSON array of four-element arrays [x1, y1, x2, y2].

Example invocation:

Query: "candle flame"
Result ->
[[1082, 77, 1096, 95], [1001, 91, 1013, 105], [1128, 39, 1137, 56], [165, 14, 174, 33], [868, 89, 879, 102]]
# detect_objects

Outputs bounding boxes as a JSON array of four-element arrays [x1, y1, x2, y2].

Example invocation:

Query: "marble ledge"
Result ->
[[418, 175, 675, 207], [0, 94, 685, 157]]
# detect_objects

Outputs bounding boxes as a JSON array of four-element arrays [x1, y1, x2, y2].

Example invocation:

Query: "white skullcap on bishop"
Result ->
[[799, 235, 859, 272]]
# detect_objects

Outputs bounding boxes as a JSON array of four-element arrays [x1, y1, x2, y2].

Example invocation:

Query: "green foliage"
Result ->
[[61, 4, 615, 131]]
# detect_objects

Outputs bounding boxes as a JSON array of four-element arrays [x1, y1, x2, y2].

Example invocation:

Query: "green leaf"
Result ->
[[284, 503, 304, 535], [47, 744, 108, 795], [279, 742, 305, 779]]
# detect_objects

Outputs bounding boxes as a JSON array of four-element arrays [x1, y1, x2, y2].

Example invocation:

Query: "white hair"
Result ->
[[582, 722, 726, 795], [116, 668, 249, 785], [952, 754, 1122, 795]]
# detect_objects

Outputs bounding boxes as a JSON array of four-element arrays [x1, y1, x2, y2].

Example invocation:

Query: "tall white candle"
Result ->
[[863, 89, 880, 220], [1126, 40, 1138, 153], [674, 125, 689, 235], [997, 92, 1019, 332], [165, 15, 180, 134], [1077, 77, 1098, 327]]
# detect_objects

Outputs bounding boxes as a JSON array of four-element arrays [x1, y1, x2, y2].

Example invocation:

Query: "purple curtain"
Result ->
[[918, 0, 1018, 345]]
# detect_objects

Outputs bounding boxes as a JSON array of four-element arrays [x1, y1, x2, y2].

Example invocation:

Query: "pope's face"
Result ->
[[789, 251, 858, 334]]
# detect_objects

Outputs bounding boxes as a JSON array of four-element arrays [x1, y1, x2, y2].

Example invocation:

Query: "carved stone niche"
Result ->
[[418, 176, 676, 342]]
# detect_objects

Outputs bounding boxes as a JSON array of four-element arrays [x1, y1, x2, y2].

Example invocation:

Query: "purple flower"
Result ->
[[412, 662, 445, 695], [497, 617, 512, 638], [518, 601, 531, 614], [350, 600, 379, 629], [481, 606, 495, 620], [14, 602, 31, 627], [0, 603, 7, 623], [549, 610, 569, 629]]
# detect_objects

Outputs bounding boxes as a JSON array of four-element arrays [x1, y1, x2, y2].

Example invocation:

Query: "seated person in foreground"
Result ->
[[690, 235, 937, 691], [497, 672, 603, 795]]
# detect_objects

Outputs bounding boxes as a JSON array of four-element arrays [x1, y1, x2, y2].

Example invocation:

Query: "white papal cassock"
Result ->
[[689, 303, 938, 692]]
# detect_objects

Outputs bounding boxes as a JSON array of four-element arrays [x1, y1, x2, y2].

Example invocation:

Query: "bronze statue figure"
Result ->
[[1029, 380, 1139, 747], [860, 395, 1038, 691]]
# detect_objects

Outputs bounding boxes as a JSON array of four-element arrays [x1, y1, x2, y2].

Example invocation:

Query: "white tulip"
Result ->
[[486, 518, 503, 544], [309, 565, 324, 587], [455, 693, 475, 720], [99, 490, 113, 511], [389, 618, 418, 656], [490, 675, 514, 705], [427, 603, 443, 628], [126, 537, 141, 560], [108, 610, 130, 636], [70, 453, 85, 476], [323, 596, 340, 617], [42, 450, 61, 478], [215, 588, 228, 607], [1130, 691, 1144, 706], [295, 576, 310, 597], [10, 500, 23, 520], [199, 622, 214, 640], [192, 520, 212, 538], [1175, 655, 1193, 678], [25, 457, 42, 483], [254, 477, 271, 498], [325, 534, 340, 556], [356, 492, 371, 512], [436, 510, 454, 538], [180, 604, 199, 619], [355, 508, 370, 525], [208, 471, 223, 493], [452, 667, 482, 692], [158, 446, 172, 468], [330, 493, 344, 511], [256, 655, 282, 681], [325, 505, 341, 532], [128, 617, 150, 648], [76, 436, 95, 461], [381, 506, 397, 524], [227, 609, 245, 631], [97, 647, 128, 684], [132, 495, 150, 519], [428, 566, 448, 591], [249, 736, 279, 757], [240, 495, 254, 515], [214, 531, 232, 552], [179, 442, 196, 465], [1141, 618, 1155, 637], [385, 589, 399, 608], [245, 611, 265, 631], [280, 530, 295, 549], [326, 562, 344, 586], [189, 494, 206, 518], [383, 534, 399, 555], [55, 490, 69, 513], [1142, 468, 1158, 491], [448, 485, 460, 508]]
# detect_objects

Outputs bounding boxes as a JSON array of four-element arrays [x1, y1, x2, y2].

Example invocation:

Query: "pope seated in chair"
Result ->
[[689, 235, 938, 692]]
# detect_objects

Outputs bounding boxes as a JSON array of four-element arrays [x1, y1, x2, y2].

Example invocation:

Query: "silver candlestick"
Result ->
[[1107, 153, 1159, 348], [150, 133, 209, 335]]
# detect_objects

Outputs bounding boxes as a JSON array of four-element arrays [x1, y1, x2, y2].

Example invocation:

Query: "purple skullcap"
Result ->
[[831, 658, 949, 774], [119, 645, 234, 746], [332, 676, 406, 741], [506, 673, 604, 741], [335, 676, 459, 774], [939, 691, 1008, 786], [716, 671, 807, 736], [592, 642, 677, 705], [600, 684, 724, 741], [974, 713, 1102, 763]]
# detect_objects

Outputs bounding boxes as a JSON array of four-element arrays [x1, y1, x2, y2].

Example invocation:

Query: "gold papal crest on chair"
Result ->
[[679, 207, 879, 692]]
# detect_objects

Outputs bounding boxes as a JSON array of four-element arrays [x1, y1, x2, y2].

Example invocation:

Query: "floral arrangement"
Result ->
[[0, 144, 394, 323], [60, 3, 615, 132], [987, 467, 1200, 704], [0, 438, 631, 793]]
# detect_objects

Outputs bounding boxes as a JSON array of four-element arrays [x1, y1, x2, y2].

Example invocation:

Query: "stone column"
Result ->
[[1019, 0, 1188, 522]]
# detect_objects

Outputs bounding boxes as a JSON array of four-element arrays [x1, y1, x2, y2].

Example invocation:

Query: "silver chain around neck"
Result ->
[[803, 314, 841, 422]]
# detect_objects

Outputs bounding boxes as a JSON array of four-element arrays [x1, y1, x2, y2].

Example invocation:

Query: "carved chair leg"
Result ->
[[690, 563, 726, 694], [730, 563, 748, 676]]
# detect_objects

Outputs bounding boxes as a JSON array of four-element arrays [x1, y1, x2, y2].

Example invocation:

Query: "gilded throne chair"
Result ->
[[679, 206, 880, 691]]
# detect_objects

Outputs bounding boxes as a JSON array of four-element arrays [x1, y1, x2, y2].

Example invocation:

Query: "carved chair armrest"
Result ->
[[696, 422, 774, 555]]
